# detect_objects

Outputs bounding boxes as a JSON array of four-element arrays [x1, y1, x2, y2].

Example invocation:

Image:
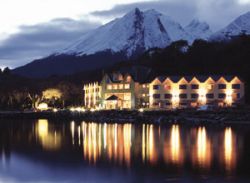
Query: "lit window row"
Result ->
[[152, 93, 241, 99], [142, 102, 150, 106], [85, 96, 100, 100], [107, 84, 130, 90], [142, 93, 150, 97], [152, 84, 241, 90], [85, 88, 99, 93]]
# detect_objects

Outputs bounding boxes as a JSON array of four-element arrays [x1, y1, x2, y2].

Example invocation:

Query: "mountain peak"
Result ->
[[60, 8, 212, 56], [185, 19, 212, 41], [187, 19, 210, 31], [126, 7, 143, 17], [144, 9, 162, 15], [211, 11, 250, 40]]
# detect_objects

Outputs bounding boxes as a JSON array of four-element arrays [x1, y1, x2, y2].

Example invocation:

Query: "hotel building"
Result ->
[[84, 73, 244, 110]]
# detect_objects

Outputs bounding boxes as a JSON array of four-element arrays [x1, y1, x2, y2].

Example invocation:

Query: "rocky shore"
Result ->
[[1, 108, 250, 125]]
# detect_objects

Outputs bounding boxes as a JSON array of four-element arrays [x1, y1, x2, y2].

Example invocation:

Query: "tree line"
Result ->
[[1, 34, 250, 110]]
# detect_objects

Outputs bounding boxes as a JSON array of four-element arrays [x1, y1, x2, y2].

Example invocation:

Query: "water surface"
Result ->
[[1, 119, 250, 182]]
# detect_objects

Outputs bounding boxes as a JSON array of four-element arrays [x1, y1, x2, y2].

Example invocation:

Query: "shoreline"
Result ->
[[1, 109, 250, 125]]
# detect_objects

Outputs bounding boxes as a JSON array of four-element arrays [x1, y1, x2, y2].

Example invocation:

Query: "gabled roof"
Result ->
[[149, 75, 242, 83], [157, 76, 167, 83], [106, 95, 120, 101], [169, 76, 183, 83]]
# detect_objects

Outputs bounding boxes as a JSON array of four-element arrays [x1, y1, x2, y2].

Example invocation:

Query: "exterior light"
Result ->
[[225, 89, 233, 106], [172, 89, 180, 109], [37, 103, 49, 111], [90, 108, 95, 112], [76, 107, 82, 112], [139, 108, 144, 113], [70, 107, 76, 112], [53, 108, 58, 112], [198, 88, 207, 105]]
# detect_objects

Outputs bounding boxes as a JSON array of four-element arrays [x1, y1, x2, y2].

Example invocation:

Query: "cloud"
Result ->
[[0, 18, 100, 68], [91, 0, 196, 26], [1, 0, 250, 69], [91, 0, 250, 30]]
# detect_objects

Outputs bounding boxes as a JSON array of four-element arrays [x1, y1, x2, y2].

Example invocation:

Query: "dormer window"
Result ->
[[126, 76, 132, 82], [112, 73, 123, 81], [125, 84, 130, 89]]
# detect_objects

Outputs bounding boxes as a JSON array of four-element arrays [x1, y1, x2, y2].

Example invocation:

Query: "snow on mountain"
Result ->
[[185, 19, 212, 40], [60, 8, 194, 57], [211, 11, 250, 40]]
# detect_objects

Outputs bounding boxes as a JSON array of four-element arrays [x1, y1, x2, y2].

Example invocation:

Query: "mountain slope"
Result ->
[[13, 52, 127, 78], [211, 11, 250, 40], [13, 8, 215, 78], [61, 8, 194, 57], [185, 19, 212, 40]]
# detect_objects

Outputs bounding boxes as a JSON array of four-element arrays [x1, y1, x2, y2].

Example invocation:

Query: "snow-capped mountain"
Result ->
[[211, 11, 250, 40], [185, 19, 212, 40], [60, 8, 203, 57]]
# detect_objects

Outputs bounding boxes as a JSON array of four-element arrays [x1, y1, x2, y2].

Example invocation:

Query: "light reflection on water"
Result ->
[[59, 120, 239, 171], [0, 119, 246, 182]]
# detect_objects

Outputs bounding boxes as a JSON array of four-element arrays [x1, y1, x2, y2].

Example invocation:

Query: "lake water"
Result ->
[[0, 119, 250, 183]]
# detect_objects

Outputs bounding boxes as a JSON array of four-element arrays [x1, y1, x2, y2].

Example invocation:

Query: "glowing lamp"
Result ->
[[37, 103, 48, 111], [139, 108, 144, 113], [70, 107, 76, 112], [225, 89, 233, 106], [172, 90, 180, 108], [198, 88, 207, 105]]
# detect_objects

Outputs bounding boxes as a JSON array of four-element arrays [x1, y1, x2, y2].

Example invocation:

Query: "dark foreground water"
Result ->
[[1, 120, 250, 183]]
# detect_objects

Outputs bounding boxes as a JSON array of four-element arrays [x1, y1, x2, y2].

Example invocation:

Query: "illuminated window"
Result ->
[[119, 84, 124, 89], [124, 93, 131, 100], [191, 84, 199, 89], [107, 85, 112, 90], [118, 74, 123, 81], [113, 84, 118, 90], [179, 85, 187, 90], [126, 76, 132, 82], [164, 85, 171, 90], [124, 84, 130, 89], [206, 84, 214, 90], [232, 84, 240, 89]]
